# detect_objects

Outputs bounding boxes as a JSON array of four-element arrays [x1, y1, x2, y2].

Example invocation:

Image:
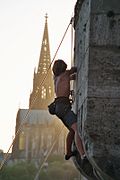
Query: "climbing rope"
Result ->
[[71, 16, 74, 64], [0, 17, 74, 171], [34, 17, 75, 180]]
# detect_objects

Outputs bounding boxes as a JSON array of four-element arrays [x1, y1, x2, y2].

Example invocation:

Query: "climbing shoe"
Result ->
[[65, 151, 77, 160]]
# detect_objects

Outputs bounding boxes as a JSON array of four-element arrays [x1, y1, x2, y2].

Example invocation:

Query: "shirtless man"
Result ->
[[52, 59, 86, 160]]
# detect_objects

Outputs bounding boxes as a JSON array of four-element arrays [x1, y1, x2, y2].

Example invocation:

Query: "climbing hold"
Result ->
[[107, 10, 115, 18]]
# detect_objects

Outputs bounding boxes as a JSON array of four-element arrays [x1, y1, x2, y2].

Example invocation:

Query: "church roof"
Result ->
[[18, 109, 54, 125]]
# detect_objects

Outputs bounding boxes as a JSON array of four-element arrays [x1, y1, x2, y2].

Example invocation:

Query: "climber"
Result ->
[[48, 59, 87, 162]]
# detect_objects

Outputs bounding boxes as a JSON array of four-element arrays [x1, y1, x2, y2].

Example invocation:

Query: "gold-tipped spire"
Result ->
[[45, 13, 48, 21], [29, 15, 54, 109]]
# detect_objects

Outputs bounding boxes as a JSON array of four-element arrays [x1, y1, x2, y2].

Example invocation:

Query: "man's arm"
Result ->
[[69, 67, 77, 74], [70, 74, 76, 80], [69, 67, 77, 80]]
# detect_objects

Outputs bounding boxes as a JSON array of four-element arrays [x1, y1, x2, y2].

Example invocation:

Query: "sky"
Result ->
[[0, 0, 77, 152]]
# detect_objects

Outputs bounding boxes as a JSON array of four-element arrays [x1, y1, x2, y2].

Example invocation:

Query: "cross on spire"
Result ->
[[45, 13, 48, 21]]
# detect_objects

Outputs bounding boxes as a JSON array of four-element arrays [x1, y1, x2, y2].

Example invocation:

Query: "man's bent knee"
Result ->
[[71, 122, 77, 132]]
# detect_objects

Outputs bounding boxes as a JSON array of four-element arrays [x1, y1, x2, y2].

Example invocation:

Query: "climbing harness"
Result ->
[[0, 16, 74, 171]]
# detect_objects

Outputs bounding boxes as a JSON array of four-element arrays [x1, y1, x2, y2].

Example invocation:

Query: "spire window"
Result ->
[[42, 63, 47, 74], [43, 39, 47, 45], [49, 86, 52, 96], [44, 46, 47, 51], [41, 86, 46, 99]]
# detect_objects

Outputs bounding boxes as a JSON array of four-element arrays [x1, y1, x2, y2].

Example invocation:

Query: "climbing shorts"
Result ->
[[55, 97, 77, 129]]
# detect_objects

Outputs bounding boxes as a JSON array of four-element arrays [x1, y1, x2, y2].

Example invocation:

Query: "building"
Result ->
[[73, 0, 120, 179], [12, 15, 68, 161]]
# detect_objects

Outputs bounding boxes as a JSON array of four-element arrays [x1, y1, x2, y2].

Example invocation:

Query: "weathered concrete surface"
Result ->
[[72, 142, 97, 180], [74, 0, 120, 179]]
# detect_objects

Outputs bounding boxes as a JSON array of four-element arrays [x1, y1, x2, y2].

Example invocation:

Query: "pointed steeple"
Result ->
[[29, 14, 54, 109], [37, 13, 50, 75]]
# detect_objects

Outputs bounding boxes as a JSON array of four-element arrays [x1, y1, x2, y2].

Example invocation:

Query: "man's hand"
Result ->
[[69, 67, 77, 74], [70, 74, 76, 80]]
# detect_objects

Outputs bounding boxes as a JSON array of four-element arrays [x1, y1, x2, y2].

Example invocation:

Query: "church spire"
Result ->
[[37, 13, 50, 75], [29, 15, 54, 109]]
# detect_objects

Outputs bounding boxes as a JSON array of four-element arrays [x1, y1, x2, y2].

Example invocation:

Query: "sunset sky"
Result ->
[[0, 0, 77, 152]]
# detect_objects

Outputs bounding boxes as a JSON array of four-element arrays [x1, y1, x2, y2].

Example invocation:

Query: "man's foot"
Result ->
[[65, 151, 77, 160]]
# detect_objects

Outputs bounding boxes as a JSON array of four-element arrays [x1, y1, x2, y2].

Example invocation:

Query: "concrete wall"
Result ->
[[74, 0, 120, 179]]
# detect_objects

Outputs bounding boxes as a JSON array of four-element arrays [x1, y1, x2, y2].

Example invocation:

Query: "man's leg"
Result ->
[[65, 129, 77, 160], [71, 122, 85, 158], [66, 130, 74, 155]]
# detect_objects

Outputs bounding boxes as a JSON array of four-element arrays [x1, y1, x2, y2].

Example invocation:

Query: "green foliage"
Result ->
[[48, 154, 64, 163], [0, 162, 37, 180], [39, 154, 79, 180], [0, 155, 79, 180]]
